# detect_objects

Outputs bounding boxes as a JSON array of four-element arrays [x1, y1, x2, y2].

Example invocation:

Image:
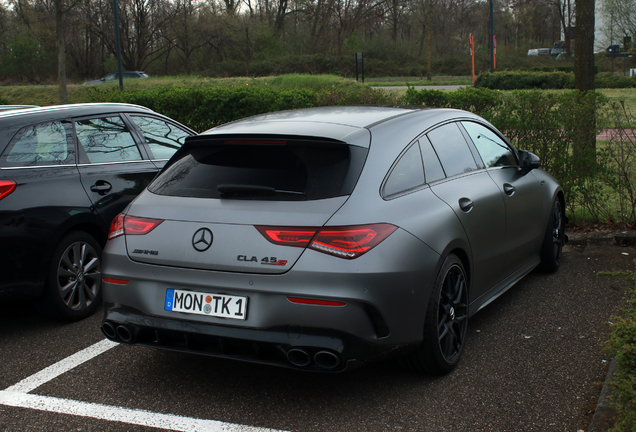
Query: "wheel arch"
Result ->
[[436, 241, 472, 298]]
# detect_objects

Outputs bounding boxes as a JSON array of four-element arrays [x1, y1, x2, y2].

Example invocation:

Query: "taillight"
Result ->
[[108, 214, 164, 240], [256, 223, 397, 259], [0, 180, 16, 201], [255, 226, 318, 247]]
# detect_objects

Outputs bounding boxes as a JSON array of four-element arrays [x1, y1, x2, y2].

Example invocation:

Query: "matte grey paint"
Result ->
[[102, 106, 563, 371]]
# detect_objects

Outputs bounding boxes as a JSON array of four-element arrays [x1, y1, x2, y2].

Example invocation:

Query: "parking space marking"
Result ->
[[5, 339, 118, 393], [0, 391, 283, 431], [1, 339, 288, 432]]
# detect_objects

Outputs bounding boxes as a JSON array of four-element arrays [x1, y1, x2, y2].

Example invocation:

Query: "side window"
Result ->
[[419, 137, 445, 183], [426, 123, 478, 177], [0, 122, 74, 167], [461, 121, 517, 168], [383, 143, 425, 197], [75, 116, 142, 164], [130, 115, 190, 160]]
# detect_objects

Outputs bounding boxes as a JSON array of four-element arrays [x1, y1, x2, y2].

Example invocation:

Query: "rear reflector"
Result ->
[[287, 297, 346, 307], [108, 214, 164, 240], [102, 278, 129, 285], [0, 180, 16, 201], [256, 223, 397, 259]]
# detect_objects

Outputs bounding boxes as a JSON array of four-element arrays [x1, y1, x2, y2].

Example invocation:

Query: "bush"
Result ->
[[476, 71, 636, 90], [475, 71, 575, 90], [596, 74, 636, 89], [85, 86, 318, 131]]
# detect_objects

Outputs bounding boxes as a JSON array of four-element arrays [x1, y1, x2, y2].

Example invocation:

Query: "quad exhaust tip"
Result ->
[[286, 347, 342, 370], [101, 322, 136, 344], [287, 348, 312, 367]]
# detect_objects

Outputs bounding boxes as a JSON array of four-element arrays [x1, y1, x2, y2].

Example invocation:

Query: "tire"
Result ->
[[538, 199, 564, 273], [401, 254, 468, 374], [35, 231, 103, 321]]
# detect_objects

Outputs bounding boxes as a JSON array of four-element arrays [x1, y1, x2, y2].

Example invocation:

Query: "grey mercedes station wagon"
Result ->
[[101, 106, 565, 374]]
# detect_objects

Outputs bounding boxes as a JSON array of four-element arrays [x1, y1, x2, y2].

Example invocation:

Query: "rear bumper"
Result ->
[[102, 305, 415, 372], [101, 228, 442, 371]]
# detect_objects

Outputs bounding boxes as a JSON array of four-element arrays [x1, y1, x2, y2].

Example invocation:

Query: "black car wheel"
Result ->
[[538, 199, 564, 272], [402, 254, 468, 374], [36, 231, 103, 320]]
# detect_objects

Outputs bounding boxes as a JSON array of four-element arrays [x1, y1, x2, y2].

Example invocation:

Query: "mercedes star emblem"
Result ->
[[192, 228, 213, 252]]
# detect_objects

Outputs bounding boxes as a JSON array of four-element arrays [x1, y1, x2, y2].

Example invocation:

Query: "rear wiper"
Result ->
[[217, 184, 306, 198]]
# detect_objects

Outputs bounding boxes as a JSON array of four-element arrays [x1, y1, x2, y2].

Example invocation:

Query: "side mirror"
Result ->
[[518, 150, 541, 173]]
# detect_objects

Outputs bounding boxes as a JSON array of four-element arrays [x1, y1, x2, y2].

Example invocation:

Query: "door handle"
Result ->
[[90, 181, 112, 195], [459, 198, 473, 212], [503, 183, 515, 196]]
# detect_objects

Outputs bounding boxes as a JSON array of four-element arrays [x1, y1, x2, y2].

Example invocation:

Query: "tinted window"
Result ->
[[130, 116, 190, 160], [75, 116, 142, 163], [426, 123, 477, 177], [383, 143, 425, 197], [461, 122, 517, 168], [0, 122, 74, 167], [149, 142, 362, 201], [419, 137, 445, 183]]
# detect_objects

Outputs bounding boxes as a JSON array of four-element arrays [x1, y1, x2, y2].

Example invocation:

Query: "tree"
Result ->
[[89, 0, 177, 71], [546, 0, 574, 56], [599, 0, 636, 50], [573, 0, 596, 174]]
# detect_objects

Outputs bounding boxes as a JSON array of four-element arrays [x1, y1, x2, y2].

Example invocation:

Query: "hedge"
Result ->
[[475, 71, 636, 90]]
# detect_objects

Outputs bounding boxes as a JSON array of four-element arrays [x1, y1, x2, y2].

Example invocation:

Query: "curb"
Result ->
[[566, 230, 636, 248], [588, 360, 618, 432]]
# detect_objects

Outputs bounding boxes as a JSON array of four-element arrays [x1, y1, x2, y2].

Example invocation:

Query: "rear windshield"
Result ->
[[148, 140, 366, 201]]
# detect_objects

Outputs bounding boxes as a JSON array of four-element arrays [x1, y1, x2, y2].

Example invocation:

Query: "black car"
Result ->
[[0, 103, 195, 320]]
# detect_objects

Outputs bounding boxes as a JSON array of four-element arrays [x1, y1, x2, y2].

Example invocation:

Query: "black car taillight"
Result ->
[[256, 224, 397, 259], [0, 180, 16, 201], [108, 214, 164, 240]]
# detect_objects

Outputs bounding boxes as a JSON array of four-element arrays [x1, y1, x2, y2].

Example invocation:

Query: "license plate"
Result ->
[[164, 289, 247, 320]]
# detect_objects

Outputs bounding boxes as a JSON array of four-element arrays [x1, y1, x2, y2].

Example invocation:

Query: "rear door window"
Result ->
[[0, 121, 74, 167], [129, 115, 190, 160], [426, 123, 478, 177], [75, 116, 143, 164], [149, 140, 366, 201]]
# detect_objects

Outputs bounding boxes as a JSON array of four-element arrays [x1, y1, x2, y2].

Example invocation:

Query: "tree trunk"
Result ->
[[573, 0, 596, 175], [56, 0, 68, 104]]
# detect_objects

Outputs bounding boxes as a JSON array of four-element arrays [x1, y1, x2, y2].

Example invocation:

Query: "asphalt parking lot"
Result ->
[[1, 241, 634, 432]]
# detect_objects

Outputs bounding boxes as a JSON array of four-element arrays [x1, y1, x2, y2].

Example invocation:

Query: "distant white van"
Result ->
[[527, 48, 552, 56]]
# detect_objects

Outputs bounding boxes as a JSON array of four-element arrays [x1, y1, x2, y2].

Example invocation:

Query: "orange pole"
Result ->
[[493, 35, 497, 69]]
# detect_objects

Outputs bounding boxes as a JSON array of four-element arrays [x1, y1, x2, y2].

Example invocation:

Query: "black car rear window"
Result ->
[[148, 140, 366, 201]]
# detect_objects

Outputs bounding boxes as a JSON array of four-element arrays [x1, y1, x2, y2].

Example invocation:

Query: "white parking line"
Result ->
[[1, 339, 288, 432], [0, 391, 280, 432], [5, 339, 118, 393]]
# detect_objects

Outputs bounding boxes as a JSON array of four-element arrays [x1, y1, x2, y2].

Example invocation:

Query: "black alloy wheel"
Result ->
[[433, 257, 468, 368], [401, 254, 468, 374], [539, 198, 564, 272], [36, 231, 103, 320]]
